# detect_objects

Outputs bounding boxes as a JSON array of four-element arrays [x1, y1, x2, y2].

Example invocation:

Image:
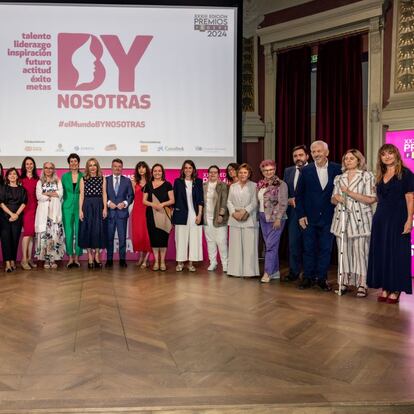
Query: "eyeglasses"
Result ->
[[263, 168, 275, 173], [44, 167, 54, 170]]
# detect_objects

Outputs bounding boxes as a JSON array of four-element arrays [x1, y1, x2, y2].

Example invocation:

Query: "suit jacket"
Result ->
[[295, 161, 342, 225], [203, 180, 229, 227], [172, 177, 204, 225], [106, 175, 134, 219], [283, 165, 297, 199], [61, 171, 83, 212]]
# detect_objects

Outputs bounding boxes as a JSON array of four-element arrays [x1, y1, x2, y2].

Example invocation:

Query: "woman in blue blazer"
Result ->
[[172, 160, 204, 272]]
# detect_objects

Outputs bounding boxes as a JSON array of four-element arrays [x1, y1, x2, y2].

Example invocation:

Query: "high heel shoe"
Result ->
[[377, 290, 389, 302], [387, 292, 401, 304], [94, 259, 102, 268], [88, 261, 94, 269]]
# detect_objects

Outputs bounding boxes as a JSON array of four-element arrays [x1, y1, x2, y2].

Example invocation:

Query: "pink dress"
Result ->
[[131, 183, 151, 253], [21, 176, 39, 237]]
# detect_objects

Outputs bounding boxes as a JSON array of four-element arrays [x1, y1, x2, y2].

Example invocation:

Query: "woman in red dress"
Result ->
[[20, 157, 39, 270], [130, 161, 152, 268]]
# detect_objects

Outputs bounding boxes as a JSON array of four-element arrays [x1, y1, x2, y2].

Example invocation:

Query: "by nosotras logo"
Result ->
[[57, 33, 153, 110], [58, 33, 153, 91]]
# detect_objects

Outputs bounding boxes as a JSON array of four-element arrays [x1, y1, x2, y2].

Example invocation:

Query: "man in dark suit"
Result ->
[[106, 158, 134, 267], [295, 140, 342, 290], [283, 145, 309, 281]]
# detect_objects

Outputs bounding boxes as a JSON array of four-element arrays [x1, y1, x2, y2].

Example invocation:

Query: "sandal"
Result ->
[[21, 261, 31, 270], [44, 263, 51, 269], [356, 286, 368, 298], [335, 285, 348, 296], [175, 263, 184, 272], [152, 263, 160, 271], [140, 262, 148, 269], [188, 264, 196, 272], [50, 263, 58, 269], [160, 263, 167, 271]]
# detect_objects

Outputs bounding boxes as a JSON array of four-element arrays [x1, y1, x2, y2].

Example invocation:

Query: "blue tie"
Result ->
[[114, 176, 119, 196]]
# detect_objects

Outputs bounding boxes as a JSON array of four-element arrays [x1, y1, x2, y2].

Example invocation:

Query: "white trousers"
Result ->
[[175, 224, 203, 262], [204, 220, 228, 268], [228, 226, 259, 277]]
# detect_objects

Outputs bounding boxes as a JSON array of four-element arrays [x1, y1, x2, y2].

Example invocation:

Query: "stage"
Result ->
[[0, 263, 413, 413]]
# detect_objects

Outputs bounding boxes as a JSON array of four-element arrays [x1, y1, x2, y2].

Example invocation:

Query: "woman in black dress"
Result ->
[[0, 168, 27, 272], [78, 158, 108, 268], [143, 163, 174, 271], [367, 143, 414, 303]]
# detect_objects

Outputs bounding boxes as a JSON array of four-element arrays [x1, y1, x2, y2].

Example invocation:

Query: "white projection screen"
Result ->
[[0, 2, 239, 168]]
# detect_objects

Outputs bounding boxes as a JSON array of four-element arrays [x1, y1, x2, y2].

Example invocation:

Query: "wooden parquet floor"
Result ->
[[0, 262, 413, 414]]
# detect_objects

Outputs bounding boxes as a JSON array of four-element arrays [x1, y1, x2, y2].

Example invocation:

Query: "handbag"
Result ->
[[152, 194, 172, 233]]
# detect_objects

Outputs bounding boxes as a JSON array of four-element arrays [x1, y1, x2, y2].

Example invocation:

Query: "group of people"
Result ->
[[0, 140, 412, 304], [284, 140, 413, 304]]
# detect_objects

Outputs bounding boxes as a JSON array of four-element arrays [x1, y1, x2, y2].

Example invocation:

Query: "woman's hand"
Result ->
[[9, 212, 18, 222], [333, 194, 345, 204], [103, 208, 107, 219], [273, 218, 281, 229], [195, 214, 202, 225], [154, 203, 163, 211], [79, 210, 84, 221], [402, 219, 413, 234]]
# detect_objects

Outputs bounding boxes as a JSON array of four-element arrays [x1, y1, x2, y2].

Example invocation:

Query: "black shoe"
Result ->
[[284, 271, 300, 282], [94, 260, 103, 268], [88, 261, 94, 269], [315, 279, 332, 292], [298, 278, 312, 289], [119, 260, 127, 268], [105, 260, 113, 268]]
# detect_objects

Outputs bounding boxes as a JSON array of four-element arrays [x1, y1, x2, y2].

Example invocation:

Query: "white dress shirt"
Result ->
[[315, 160, 329, 190]]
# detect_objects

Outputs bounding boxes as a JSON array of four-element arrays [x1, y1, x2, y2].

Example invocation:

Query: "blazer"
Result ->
[[258, 178, 288, 222], [106, 175, 134, 219], [295, 161, 342, 225], [172, 177, 204, 225], [227, 180, 258, 228], [330, 170, 375, 238], [61, 171, 83, 212], [283, 165, 297, 199], [203, 180, 229, 227]]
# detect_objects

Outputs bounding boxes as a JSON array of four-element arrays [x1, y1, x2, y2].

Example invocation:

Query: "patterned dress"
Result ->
[[35, 181, 65, 262], [78, 176, 107, 249]]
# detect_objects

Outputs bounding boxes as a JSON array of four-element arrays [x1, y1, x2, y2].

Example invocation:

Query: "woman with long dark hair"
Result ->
[[131, 161, 152, 268], [0, 168, 27, 272], [143, 163, 174, 271], [20, 156, 39, 269], [172, 160, 204, 272], [367, 143, 414, 303]]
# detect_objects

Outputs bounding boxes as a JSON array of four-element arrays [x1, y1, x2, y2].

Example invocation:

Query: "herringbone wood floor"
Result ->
[[0, 261, 413, 413]]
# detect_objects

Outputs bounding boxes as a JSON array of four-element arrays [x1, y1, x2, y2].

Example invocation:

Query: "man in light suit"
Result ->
[[295, 140, 342, 291], [283, 145, 309, 281], [106, 158, 134, 268]]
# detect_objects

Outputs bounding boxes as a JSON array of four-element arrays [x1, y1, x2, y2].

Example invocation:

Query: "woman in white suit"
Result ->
[[227, 163, 259, 277], [331, 149, 376, 297]]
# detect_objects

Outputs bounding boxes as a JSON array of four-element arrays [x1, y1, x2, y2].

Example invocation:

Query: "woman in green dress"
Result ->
[[61, 153, 83, 267]]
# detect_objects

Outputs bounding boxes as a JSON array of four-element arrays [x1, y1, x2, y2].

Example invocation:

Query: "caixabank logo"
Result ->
[[57, 33, 153, 109]]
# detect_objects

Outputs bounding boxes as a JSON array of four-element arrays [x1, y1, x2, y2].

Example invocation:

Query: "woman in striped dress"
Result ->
[[330, 149, 376, 297]]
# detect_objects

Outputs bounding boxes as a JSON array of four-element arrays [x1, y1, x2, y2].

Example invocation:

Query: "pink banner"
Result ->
[[385, 130, 414, 276]]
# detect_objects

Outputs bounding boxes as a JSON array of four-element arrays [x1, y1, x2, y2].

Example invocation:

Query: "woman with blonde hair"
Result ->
[[78, 158, 107, 268], [34, 162, 65, 268], [367, 143, 414, 303], [331, 149, 376, 297]]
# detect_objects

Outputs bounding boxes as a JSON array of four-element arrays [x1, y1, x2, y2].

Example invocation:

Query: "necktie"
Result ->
[[115, 176, 119, 196]]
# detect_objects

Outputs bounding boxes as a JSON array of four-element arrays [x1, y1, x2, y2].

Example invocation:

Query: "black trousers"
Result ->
[[0, 217, 23, 261]]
